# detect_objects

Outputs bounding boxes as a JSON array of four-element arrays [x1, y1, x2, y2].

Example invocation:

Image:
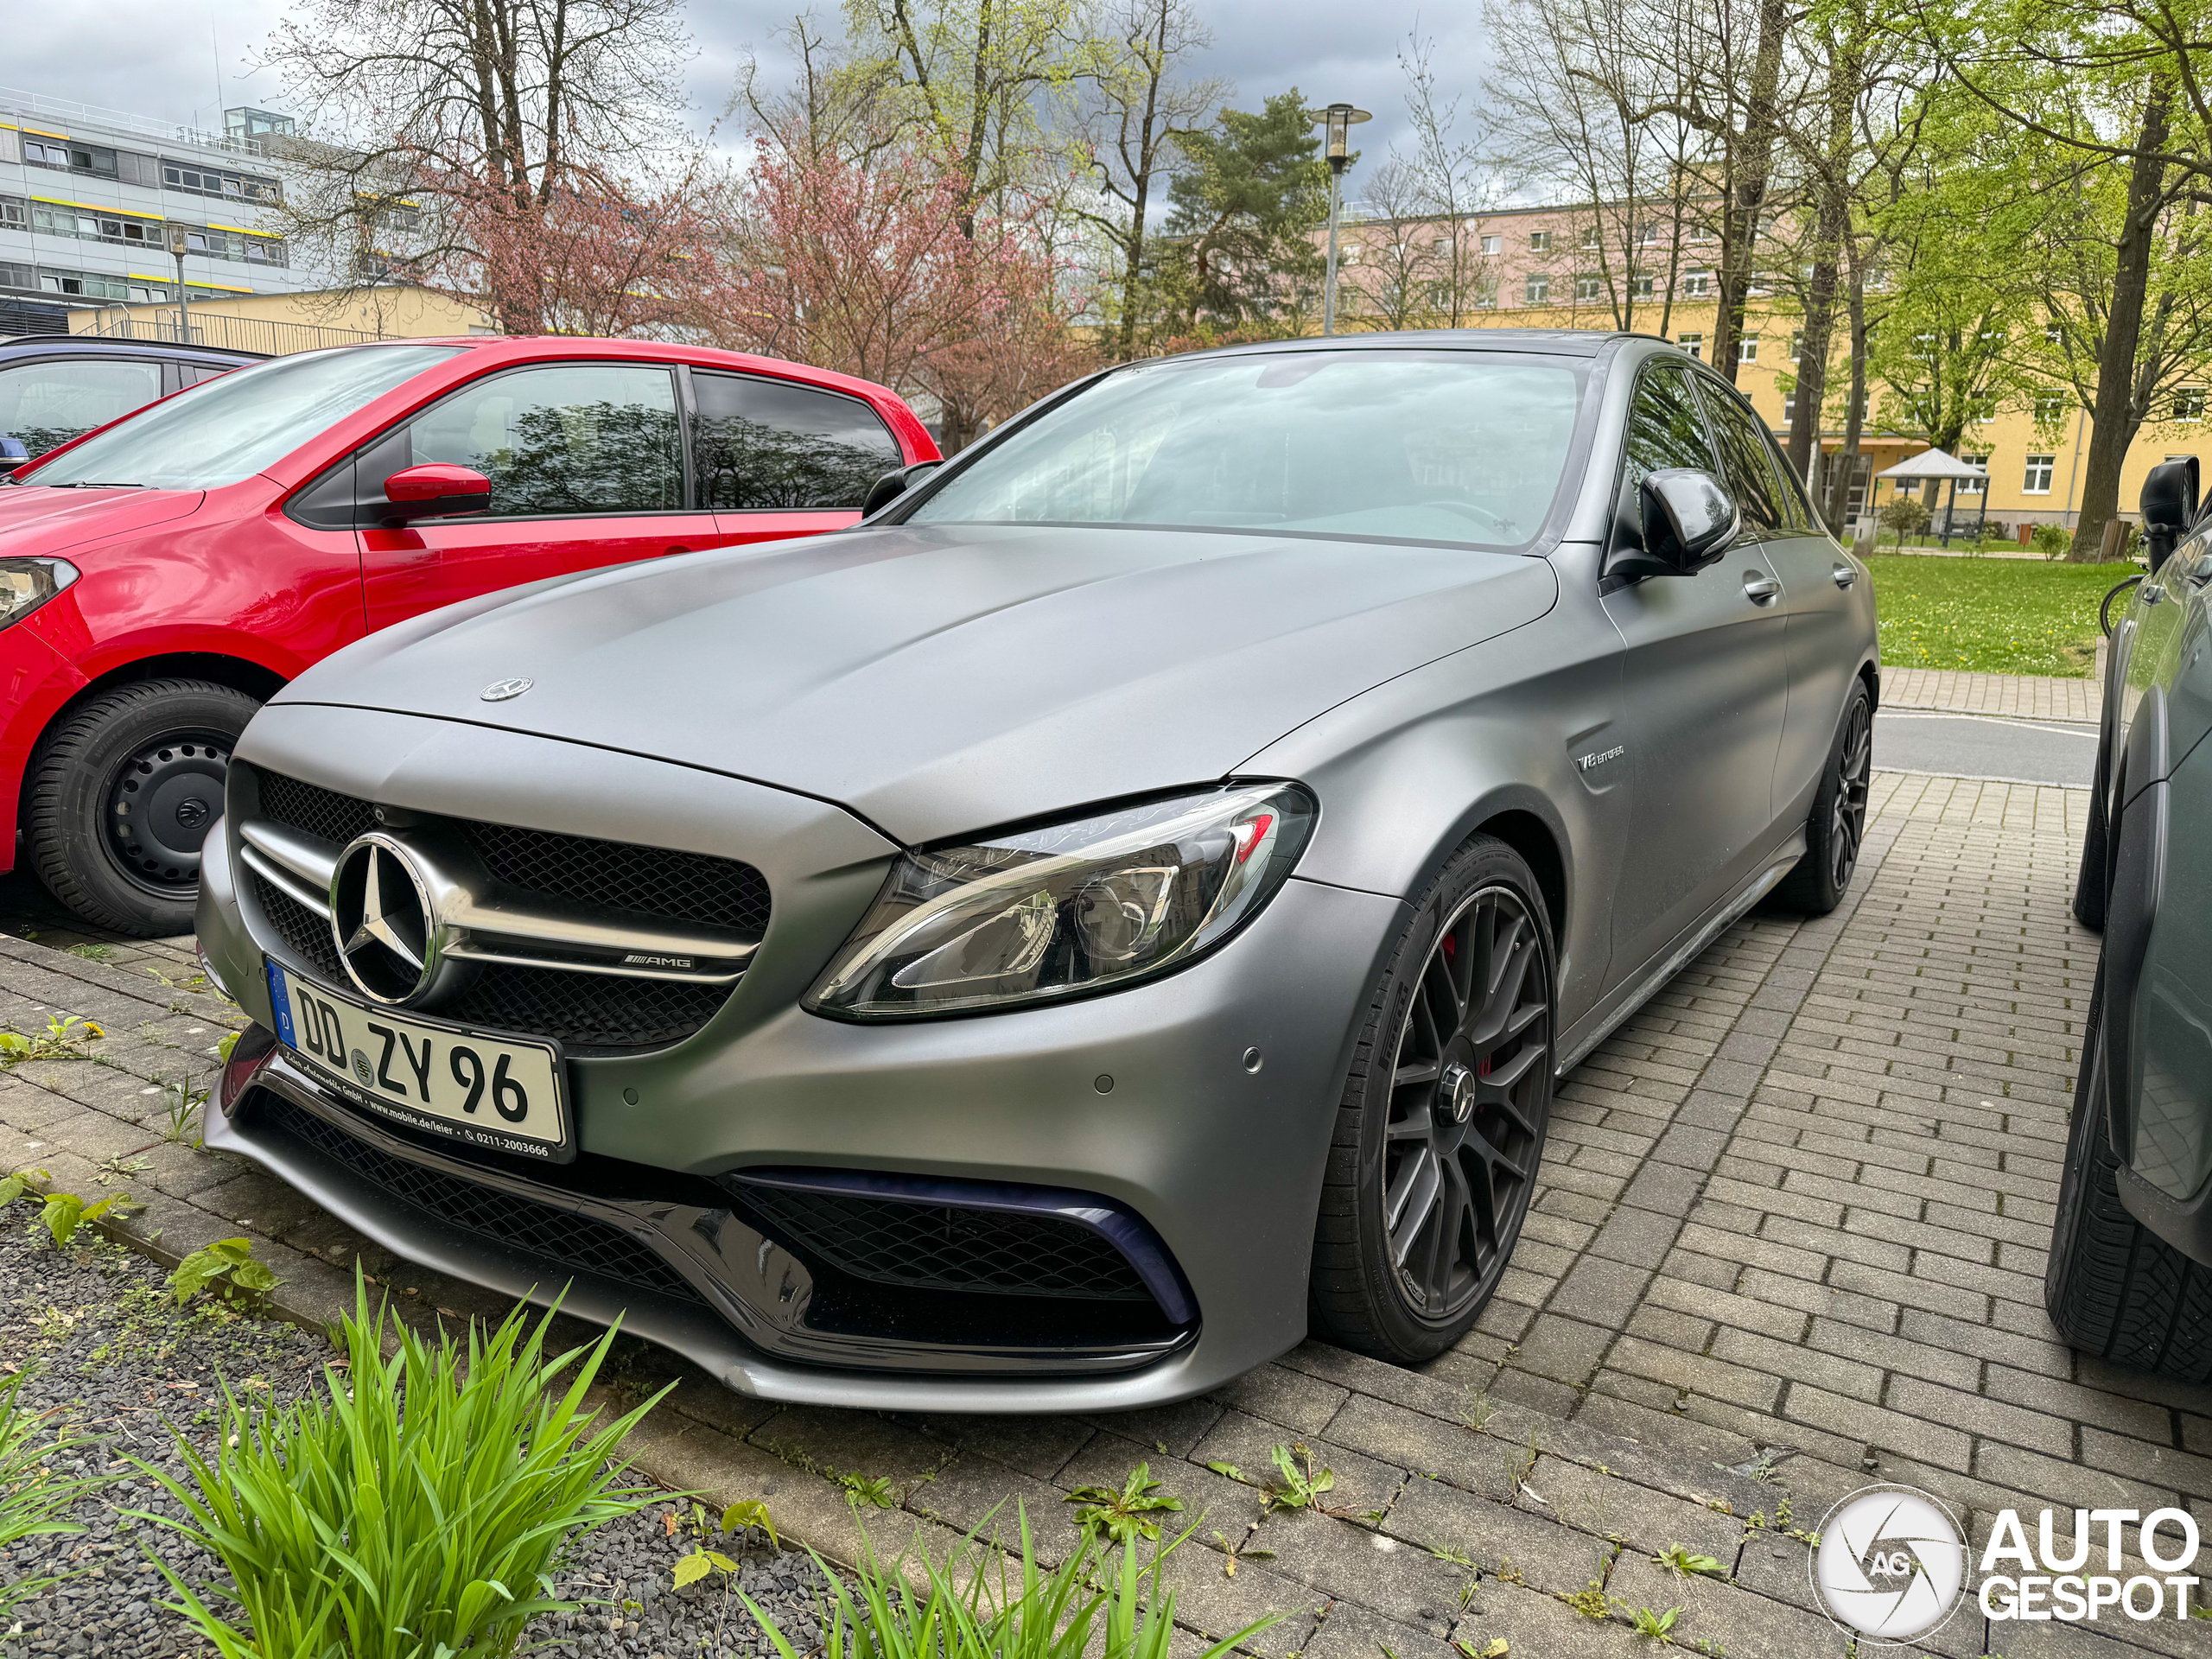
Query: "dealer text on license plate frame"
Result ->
[[265, 960, 572, 1161]]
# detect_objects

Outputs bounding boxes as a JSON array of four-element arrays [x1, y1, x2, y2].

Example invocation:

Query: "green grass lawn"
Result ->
[[1866, 554, 2139, 678]]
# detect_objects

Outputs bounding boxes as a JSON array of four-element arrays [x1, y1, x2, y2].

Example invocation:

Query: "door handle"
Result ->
[[1831, 562, 1856, 588], [1743, 572, 1783, 603]]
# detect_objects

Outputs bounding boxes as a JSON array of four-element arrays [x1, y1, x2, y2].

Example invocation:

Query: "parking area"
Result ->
[[1, 670, 2206, 1657]]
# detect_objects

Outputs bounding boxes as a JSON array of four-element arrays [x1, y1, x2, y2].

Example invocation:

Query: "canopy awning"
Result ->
[[1875, 448, 1988, 481]]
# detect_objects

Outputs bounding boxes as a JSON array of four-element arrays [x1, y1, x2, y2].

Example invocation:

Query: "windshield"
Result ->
[[21, 344, 463, 490], [908, 350, 1585, 547]]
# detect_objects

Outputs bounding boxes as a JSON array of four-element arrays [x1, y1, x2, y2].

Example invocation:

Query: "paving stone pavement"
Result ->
[[2, 766, 2209, 1658], [1881, 664, 2103, 724]]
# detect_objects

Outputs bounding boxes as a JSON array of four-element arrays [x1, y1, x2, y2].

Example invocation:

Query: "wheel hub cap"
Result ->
[[1440, 1059, 1478, 1125], [109, 735, 232, 890]]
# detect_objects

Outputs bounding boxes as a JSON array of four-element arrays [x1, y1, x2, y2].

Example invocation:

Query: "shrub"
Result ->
[[133, 1274, 668, 1657], [2031, 523, 2070, 560], [744, 1504, 1278, 1659], [1878, 495, 1932, 544]]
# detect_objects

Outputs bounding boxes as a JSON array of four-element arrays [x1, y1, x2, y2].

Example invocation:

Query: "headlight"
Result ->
[[0, 559, 77, 630], [806, 782, 1317, 1019]]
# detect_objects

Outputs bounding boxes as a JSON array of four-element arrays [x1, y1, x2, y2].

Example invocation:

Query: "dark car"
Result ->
[[2052, 457, 2212, 1382], [198, 331, 1879, 1410], [0, 336, 260, 473]]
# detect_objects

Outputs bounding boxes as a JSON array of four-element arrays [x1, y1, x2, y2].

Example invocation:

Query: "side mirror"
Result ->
[[1611, 468, 1739, 580], [2140, 456, 2197, 573], [379, 463, 492, 524], [861, 460, 943, 517]]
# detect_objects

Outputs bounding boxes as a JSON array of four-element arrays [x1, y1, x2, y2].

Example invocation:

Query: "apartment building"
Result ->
[[1327, 198, 2211, 531], [0, 88, 325, 324]]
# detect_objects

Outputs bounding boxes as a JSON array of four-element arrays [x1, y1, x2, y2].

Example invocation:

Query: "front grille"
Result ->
[[261, 1096, 706, 1305], [255, 771, 377, 848], [466, 822, 770, 936], [441, 964, 729, 1051], [737, 1185, 1155, 1304], [242, 767, 767, 1053], [252, 873, 343, 977]]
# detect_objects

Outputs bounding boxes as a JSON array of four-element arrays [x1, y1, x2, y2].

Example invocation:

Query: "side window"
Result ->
[[0, 359, 163, 457], [1692, 379, 1783, 536], [399, 363, 681, 516], [1619, 361, 1719, 524], [691, 371, 902, 510]]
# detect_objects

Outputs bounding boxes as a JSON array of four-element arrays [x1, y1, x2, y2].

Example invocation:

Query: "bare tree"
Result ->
[[1071, 0, 1224, 359], [1398, 34, 1502, 326], [263, 0, 694, 332], [1351, 156, 1446, 328]]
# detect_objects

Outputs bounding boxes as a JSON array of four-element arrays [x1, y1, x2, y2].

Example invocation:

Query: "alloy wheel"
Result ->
[[105, 731, 232, 893], [1380, 883, 1552, 1323], [1829, 697, 1872, 890]]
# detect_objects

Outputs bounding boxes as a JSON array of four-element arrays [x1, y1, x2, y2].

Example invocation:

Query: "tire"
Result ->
[[2045, 963, 2212, 1382], [1310, 835, 1555, 1363], [1773, 677, 1872, 915], [24, 678, 261, 937], [2071, 760, 2110, 930]]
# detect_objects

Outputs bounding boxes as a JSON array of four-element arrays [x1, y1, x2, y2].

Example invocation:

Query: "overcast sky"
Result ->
[[5, 0, 1491, 184]]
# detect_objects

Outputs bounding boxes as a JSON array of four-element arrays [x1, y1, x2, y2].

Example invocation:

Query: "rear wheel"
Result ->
[[24, 678, 260, 937], [1773, 678, 1872, 915], [1310, 836, 1554, 1363], [2072, 741, 2111, 930], [2046, 963, 2212, 1382]]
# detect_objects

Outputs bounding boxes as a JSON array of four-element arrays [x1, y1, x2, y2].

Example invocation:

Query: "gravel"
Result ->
[[0, 1204, 840, 1656]]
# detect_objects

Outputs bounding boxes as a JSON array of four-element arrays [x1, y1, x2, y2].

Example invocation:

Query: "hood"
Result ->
[[0, 486, 204, 559], [278, 524, 1558, 843]]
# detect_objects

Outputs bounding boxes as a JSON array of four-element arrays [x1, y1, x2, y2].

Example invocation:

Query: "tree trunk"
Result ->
[[1714, 0, 1788, 385], [1823, 271, 1870, 533], [2071, 82, 2171, 559], [1787, 18, 1863, 493]]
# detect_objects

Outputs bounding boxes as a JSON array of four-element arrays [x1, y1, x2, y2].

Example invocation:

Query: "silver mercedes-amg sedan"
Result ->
[[196, 331, 1878, 1411]]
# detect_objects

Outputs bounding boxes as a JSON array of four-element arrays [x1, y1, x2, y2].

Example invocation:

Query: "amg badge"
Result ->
[[1577, 745, 1626, 772]]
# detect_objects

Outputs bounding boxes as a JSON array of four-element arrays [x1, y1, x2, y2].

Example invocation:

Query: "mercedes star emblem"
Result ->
[[329, 834, 438, 1004], [1440, 1060, 1478, 1125], [480, 677, 533, 702]]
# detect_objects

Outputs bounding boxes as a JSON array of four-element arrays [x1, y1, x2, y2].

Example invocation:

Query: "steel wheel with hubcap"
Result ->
[[1312, 835, 1555, 1361], [25, 677, 263, 936]]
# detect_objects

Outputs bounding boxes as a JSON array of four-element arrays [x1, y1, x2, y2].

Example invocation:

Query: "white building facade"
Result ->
[[0, 90, 323, 324]]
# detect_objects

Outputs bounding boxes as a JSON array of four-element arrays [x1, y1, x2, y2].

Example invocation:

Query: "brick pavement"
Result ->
[[3, 766, 2209, 1657], [1882, 664, 2102, 724]]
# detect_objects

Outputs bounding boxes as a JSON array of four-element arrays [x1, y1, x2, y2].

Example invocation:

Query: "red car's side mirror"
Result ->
[[380, 464, 493, 524]]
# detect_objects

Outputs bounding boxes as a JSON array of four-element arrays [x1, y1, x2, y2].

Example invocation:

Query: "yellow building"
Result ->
[[1324, 203, 2209, 538], [61, 283, 493, 355]]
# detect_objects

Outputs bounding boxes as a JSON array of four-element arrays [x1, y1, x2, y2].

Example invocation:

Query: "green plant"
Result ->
[[64, 943, 115, 963], [1065, 1463, 1183, 1543], [1262, 1442, 1334, 1511], [1629, 1604, 1680, 1641], [1878, 495, 1932, 545], [1562, 1580, 1608, 1618], [1203, 1460, 1243, 1479], [130, 1273, 668, 1657], [39, 1189, 129, 1246], [744, 1503, 1277, 1659], [1657, 1544, 1725, 1578], [2031, 522, 2069, 560], [0, 1014, 105, 1064], [1460, 1389, 1497, 1433], [0, 1369, 105, 1620], [1459, 1642, 1509, 1659], [0, 1168, 48, 1206], [160, 1078, 207, 1146], [840, 1471, 899, 1509], [168, 1237, 281, 1306], [216, 1030, 240, 1063]]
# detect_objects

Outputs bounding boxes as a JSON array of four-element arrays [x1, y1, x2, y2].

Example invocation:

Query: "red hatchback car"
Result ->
[[0, 338, 938, 934]]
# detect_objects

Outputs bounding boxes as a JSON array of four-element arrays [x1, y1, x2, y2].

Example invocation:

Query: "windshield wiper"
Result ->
[[53, 480, 149, 489]]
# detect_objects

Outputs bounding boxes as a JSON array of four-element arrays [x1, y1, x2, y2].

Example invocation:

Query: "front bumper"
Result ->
[[198, 708, 1403, 1411]]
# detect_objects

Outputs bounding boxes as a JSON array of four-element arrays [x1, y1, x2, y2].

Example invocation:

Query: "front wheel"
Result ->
[[1773, 678, 1872, 915], [24, 678, 262, 936], [2045, 963, 2212, 1381], [1310, 836, 1555, 1363]]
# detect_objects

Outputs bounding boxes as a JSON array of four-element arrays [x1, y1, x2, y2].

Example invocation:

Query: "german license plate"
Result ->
[[264, 960, 572, 1160]]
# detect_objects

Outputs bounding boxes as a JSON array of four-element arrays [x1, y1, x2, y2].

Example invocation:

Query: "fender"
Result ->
[[2103, 771, 2166, 1172]]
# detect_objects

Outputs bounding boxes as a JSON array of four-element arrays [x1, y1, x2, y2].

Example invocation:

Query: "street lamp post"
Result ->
[[1306, 102, 1370, 336], [166, 223, 192, 344]]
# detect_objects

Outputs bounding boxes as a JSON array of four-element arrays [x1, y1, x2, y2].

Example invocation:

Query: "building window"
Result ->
[[1575, 274, 1603, 302], [2034, 391, 2067, 423], [1738, 335, 1758, 364], [2174, 386, 2205, 421], [1681, 269, 1712, 297], [1525, 274, 1549, 304], [1677, 333, 1703, 359], [1634, 272, 1656, 300], [162, 162, 282, 204], [2023, 454, 2056, 494], [1580, 224, 1600, 249], [1791, 331, 1805, 361], [1958, 454, 1988, 494], [1638, 221, 1661, 245], [1480, 234, 1501, 255], [1529, 230, 1551, 252], [1688, 223, 1715, 244], [2045, 321, 2063, 345]]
